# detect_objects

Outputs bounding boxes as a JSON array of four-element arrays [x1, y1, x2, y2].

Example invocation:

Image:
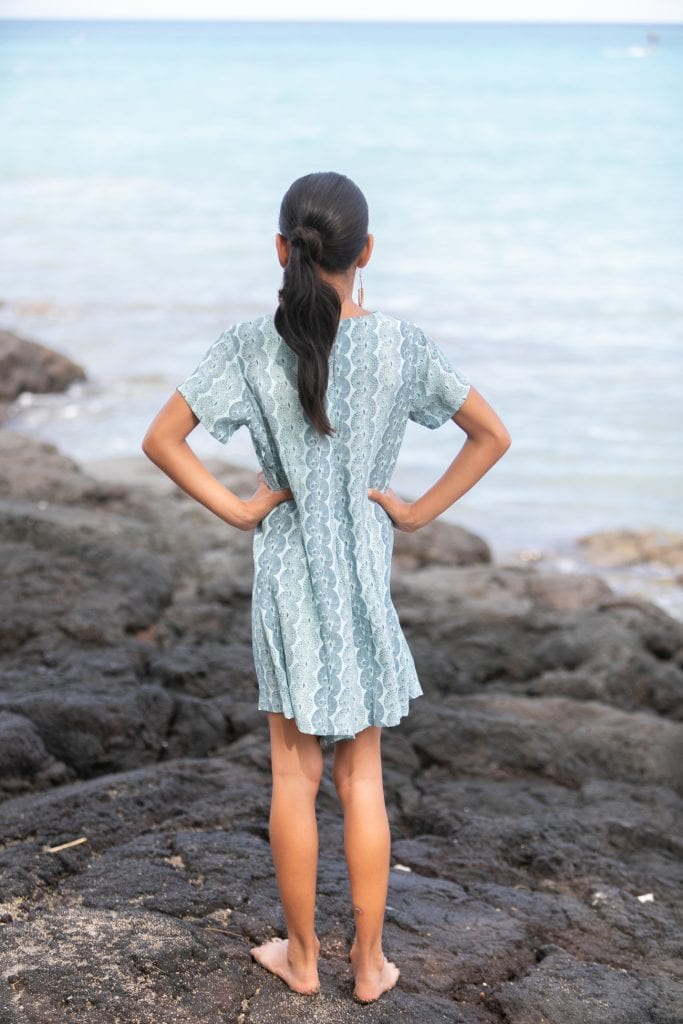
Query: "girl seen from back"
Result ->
[[142, 171, 511, 1004]]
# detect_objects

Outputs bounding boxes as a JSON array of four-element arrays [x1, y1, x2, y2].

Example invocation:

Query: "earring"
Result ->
[[357, 268, 365, 308]]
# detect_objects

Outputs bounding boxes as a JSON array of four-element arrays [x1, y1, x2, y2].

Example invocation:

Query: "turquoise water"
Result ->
[[1, 19, 682, 559]]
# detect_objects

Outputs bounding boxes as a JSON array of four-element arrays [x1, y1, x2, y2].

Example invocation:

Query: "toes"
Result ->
[[250, 936, 284, 953]]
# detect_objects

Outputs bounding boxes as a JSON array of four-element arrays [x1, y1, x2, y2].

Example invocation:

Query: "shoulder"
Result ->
[[229, 312, 275, 337], [367, 311, 426, 344], [375, 312, 426, 339], [376, 314, 430, 362], [214, 314, 276, 355]]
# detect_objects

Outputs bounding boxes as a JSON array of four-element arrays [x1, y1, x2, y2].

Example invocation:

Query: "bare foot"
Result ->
[[249, 936, 320, 995], [349, 941, 400, 1003]]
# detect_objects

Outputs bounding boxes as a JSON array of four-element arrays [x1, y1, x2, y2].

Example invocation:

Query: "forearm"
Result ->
[[141, 436, 250, 530], [410, 434, 510, 529]]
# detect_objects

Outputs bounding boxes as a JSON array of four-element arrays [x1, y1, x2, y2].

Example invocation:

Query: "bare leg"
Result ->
[[332, 725, 400, 1003], [249, 711, 323, 995]]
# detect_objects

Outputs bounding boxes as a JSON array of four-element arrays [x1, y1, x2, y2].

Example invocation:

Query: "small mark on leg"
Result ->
[[354, 905, 364, 914]]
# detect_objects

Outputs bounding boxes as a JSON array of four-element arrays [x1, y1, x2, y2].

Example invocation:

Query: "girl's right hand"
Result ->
[[241, 471, 294, 530], [367, 486, 421, 533]]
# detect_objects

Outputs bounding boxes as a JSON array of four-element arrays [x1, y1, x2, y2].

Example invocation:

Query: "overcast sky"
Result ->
[[0, 1, 681, 22]]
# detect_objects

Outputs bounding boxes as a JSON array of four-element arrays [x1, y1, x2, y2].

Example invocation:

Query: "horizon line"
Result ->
[[0, 16, 680, 25]]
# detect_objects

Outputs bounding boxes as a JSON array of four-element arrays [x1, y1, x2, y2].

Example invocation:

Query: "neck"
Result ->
[[317, 267, 367, 317]]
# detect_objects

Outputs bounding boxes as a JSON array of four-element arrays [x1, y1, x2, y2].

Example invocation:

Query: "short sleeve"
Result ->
[[408, 327, 471, 429], [176, 328, 251, 444]]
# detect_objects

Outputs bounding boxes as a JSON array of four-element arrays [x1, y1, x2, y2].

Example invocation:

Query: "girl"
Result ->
[[142, 171, 511, 1004]]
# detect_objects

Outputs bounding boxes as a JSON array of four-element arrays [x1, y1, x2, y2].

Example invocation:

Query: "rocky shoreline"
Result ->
[[0, 329, 681, 1023], [0, 327, 86, 425]]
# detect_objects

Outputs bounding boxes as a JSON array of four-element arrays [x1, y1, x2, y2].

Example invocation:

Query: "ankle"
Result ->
[[287, 933, 320, 959], [350, 940, 384, 967]]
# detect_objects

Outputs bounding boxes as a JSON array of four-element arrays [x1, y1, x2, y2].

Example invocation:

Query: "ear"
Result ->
[[357, 233, 374, 269], [275, 233, 290, 269]]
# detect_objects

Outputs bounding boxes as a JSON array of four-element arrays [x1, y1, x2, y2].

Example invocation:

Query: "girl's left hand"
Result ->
[[240, 471, 294, 530]]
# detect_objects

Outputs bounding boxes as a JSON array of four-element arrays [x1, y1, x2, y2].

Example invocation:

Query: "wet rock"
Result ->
[[0, 432, 111, 504], [393, 518, 492, 568], [0, 327, 86, 401], [578, 527, 683, 571]]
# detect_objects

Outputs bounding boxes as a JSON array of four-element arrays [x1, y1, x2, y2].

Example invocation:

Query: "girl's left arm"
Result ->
[[141, 390, 293, 531]]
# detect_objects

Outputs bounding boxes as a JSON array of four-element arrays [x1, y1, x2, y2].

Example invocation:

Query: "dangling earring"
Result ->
[[357, 268, 365, 308]]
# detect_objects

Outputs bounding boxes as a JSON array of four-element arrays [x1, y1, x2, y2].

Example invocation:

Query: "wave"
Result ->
[[602, 45, 658, 59]]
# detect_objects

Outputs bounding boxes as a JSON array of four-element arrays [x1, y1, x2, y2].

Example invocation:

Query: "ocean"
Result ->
[[1, 19, 681, 596]]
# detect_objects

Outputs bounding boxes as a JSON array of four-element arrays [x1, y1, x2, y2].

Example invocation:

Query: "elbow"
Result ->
[[476, 426, 510, 453], [141, 429, 159, 461], [466, 428, 511, 453], [498, 428, 512, 452], [142, 426, 183, 463]]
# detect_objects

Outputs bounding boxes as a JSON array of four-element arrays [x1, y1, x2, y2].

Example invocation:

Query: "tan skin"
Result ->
[[142, 233, 511, 1003]]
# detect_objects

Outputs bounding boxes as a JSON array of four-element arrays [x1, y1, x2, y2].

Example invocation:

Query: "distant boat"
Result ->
[[623, 32, 661, 59], [604, 29, 662, 60]]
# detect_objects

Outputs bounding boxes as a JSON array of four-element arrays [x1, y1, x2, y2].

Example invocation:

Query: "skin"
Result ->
[[142, 232, 511, 1002]]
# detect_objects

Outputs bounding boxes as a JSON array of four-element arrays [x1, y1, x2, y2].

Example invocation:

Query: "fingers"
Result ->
[[368, 487, 390, 509], [271, 487, 293, 507], [257, 478, 291, 501], [263, 478, 291, 498]]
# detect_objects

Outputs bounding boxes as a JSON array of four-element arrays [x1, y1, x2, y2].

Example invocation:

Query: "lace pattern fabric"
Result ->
[[177, 311, 471, 745]]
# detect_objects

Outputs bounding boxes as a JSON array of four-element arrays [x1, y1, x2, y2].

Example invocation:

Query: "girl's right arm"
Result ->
[[142, 390, 293, 531], [367, 385, 511, 532]]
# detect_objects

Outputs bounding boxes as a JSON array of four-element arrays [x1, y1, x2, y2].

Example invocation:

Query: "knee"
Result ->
[[332, 768, 382, 807], [272, 761, 324, 796]]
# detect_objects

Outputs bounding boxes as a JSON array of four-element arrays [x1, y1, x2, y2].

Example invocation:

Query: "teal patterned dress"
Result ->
[[177, 311, 471, 746]]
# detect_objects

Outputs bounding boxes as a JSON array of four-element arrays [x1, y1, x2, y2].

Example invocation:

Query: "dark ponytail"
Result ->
[[274, 171, 369, 437]]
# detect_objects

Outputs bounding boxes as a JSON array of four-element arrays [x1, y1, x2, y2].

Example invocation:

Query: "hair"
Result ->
[[274, 171, 369, 437]]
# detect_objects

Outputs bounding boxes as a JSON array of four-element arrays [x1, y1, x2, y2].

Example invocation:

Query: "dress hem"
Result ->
[[257, 691, 423, 746]]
